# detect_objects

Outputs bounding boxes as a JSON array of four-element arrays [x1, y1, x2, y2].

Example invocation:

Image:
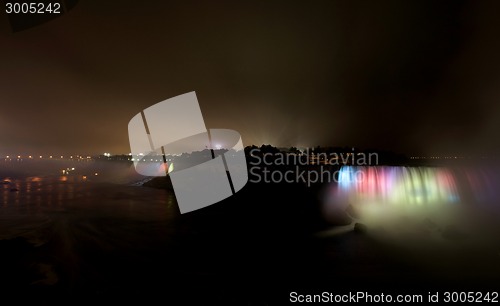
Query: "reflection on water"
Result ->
[[0, 173, 177, 241], [2, 176, 87, 210]]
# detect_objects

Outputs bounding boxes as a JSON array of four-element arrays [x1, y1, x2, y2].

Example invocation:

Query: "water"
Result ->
[[0, 160, 175, 240], [336, 166, 460, 205], [1, 161, 499, 302], [0, 160, 185, 299]]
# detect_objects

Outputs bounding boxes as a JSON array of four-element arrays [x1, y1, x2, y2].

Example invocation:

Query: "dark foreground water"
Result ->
[[1, 161, 500, 305]]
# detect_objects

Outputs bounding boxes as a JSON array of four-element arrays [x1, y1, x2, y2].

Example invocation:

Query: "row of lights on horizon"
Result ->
[[2, 155, 94, 160], [2, 153, 141, 162], [1, 152, 133, 159]]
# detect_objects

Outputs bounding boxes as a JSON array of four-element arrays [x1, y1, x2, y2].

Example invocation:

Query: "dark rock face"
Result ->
[[325, 209, 352, 226], [354, 223, 368, 234], [142, 176, 174, 190]]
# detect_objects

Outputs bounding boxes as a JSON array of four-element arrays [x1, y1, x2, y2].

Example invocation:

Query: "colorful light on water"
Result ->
[[322, 164, 500, 249]]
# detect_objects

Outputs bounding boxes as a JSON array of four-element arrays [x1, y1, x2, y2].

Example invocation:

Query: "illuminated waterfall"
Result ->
[[322, 164, 500, 245], [336, 166, 460, 206]]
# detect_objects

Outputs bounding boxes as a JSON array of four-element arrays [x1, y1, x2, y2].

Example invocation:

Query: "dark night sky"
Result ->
[[1, 0, 500, 156]]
